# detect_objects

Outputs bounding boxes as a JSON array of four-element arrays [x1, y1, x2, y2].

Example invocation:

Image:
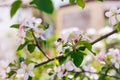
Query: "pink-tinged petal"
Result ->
[[0, 71, 6, 79], [24, 73, 29, 80], [117, 14, 120, 21], [28, 71, 34, 77], [6, 67, 10, 73], [28, 63, 35, 70], [21, 62, 27, 69]]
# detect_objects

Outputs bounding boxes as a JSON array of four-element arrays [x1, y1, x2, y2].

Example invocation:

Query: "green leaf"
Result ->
[[7, 70, 16, 78], [33, 0, 54, 14], [9, 63, 16, 67], [76, 0, 85, 8], [71, 51, 85, 67], [116, 22, 120, 32], [77, 40, 96, 55], [10, 0, 22, 18], [27, 44, 36, 53], [17, 41, 28, 51], [10, 24, 20, 28], [58, 57, 67, 65], [28, 76, 32, 80], [77, 41, 92, 50], [69, 0, 75, 4]]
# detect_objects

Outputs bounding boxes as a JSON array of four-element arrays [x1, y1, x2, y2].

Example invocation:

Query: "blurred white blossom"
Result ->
[[107, 48, 120, 69], [0, 60, 10, 79], [52, 61, 75, 79], [16, 62, 35, 80], [83, 65, 99, 80]]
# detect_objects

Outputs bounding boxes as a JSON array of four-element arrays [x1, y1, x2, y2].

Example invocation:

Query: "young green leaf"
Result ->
[[71, 51, 85, 67], [32, 0, 54, 14], [27, 44, 36, 53], [17, 41, 28, 51], [76, 0, 85, 8], [7, 71, 16, 78], [10, 24, 20, 28], [10, 0, 22, 18]]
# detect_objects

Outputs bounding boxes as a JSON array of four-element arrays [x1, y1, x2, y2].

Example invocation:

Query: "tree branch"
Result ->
[[32, 31, 50, 59], [91, 29, 117, 45], [35, 29, 118, 67]]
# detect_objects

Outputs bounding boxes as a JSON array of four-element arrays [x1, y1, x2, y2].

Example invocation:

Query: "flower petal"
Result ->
[[28, 63, 35, 70]]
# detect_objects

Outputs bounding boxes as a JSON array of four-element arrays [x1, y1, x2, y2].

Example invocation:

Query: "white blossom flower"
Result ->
[[16, 62, 35, 80], [0, 60, 10, 79], [55, 28, 83, 53], [83, 65, 99, 80], [33, 27, 45, 39], [25, 17, 42, 29], [53, 61, 74, 79], [107, 48, 120, 69], [105, 6, 120, 26]]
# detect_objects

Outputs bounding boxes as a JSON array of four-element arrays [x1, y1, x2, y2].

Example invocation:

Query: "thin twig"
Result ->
[[32, 30, 50, 59], [75, 70, 120, 79], [35, 29, 118, 67], [91, 29, 117, 45]]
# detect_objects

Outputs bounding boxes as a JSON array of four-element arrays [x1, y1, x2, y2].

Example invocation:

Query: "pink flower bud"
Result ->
[[74, 39, 78, 43]]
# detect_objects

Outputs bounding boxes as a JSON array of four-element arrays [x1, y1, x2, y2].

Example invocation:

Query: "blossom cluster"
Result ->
[[17, 17, 45, 44], [97, 48, 120, 69]]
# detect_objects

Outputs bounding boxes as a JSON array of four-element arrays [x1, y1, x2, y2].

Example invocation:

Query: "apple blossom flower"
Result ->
[[33, 27, 45, 39], [53, 61, 75, 79], [16, 62, 35, 80], [0, 60, 10, 79], [17, 25, 26, 44], [107, 48, 120, 69], [96, 49, 106, 62], [105, 6, 120, 26], [25, 17, 42, 29], [83, 65, 99, 80]]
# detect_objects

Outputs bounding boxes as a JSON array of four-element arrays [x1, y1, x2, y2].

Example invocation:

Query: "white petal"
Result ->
[[54, 66, 61, 73], [24, 73, 29, 80], [17, 69, 25, 74], [65, 61, 74, 71], [57, 45, 63, 52], [28, 71, 34, 77], [35, 18, 42, 24], [105, 12, 112, 17], [21, 62, 27, 69], [57, 71, 64, 78], [117, 15, 120, 21], [110, 6, 118, 12], [28, 63, 35, 70], [115, 63, 119, 69], [109, 16, 117, 26]]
